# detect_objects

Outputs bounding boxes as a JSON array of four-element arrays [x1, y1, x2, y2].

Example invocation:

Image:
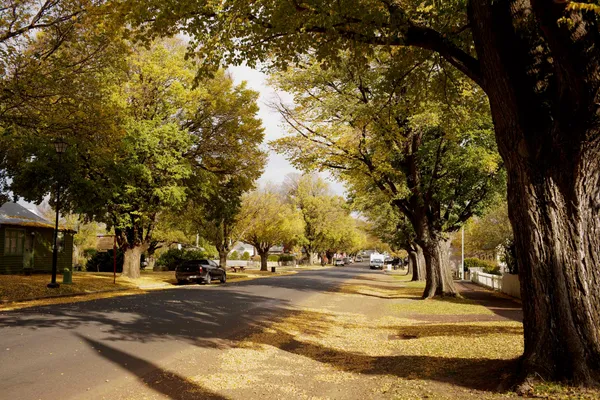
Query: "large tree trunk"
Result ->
[[421, 236, 457, 298], [502, 141, 600, 384], [122, 244, 147, 279], [258, 250, 268, 271], [469, 0, 600, 384], [219, 250, 228, 268], [410, 245, 426, 281]]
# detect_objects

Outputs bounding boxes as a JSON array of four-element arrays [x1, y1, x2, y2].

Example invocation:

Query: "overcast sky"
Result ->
[[227, 65, 346, 196]]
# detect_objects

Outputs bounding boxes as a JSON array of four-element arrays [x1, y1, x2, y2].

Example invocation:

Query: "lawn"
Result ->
[[188, 274, 600, 399]]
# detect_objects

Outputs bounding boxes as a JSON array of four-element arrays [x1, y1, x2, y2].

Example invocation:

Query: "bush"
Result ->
[[241, 251, 251, 261], [464, 258, 501, 275], [267, 254, 279, 262], [501, 239, 518, 274], [82, 248, 97, 259], [86, 249, 124, 273], [156, 248, 213, 271], [278, 254, 295, 262], [230, 250, 240, 260]]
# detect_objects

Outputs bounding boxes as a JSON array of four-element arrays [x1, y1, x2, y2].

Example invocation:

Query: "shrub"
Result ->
[[278, 254, 295, 262], [230, 250, 240, 260], [241, 251, 251, 261], [82, 248, 97, 259], [156, 248, 212, 271], [501, 239, 518, 274], [267, 254, 279, 262], [86, 249, 124, 273], [464, 258, 501, 275]]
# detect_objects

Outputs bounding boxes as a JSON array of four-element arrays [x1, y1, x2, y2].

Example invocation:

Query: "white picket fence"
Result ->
[[471, 270, 502, 290], [470, 270, 521, 299]]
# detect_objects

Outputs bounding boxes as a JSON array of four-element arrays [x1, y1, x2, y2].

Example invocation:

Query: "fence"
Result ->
[[469, 269, 521, 299], [471, 270, 502, 290]]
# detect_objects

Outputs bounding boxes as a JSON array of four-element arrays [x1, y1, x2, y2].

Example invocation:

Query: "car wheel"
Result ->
[[220, 273, 226, 284], [204, 273, 211, 285]]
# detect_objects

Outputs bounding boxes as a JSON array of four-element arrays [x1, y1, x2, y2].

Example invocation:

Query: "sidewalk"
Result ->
[[455, 281, 523, 322]]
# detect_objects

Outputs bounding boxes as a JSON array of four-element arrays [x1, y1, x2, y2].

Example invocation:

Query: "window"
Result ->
[[5, 229, 25, 255]]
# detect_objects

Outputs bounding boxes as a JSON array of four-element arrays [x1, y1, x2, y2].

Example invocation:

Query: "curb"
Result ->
[[0, 287, 135, 305]]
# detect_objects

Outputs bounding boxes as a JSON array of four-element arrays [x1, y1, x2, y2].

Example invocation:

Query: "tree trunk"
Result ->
[[147, 256, 156, 271], [122, 244, 146, 279], [467, 0, 600, 384], [410, 245, 426, 281], [421, 237, 457, 298], [259, 251, 268, 271], [219, 250, 228, 268], [505, 151, 600, 384]]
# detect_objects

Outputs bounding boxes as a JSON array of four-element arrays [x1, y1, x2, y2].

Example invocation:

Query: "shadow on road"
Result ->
[[77, 334, 227, 400]]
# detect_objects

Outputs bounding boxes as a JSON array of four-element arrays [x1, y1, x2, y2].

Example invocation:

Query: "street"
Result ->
[[0, 264, 376, 400]]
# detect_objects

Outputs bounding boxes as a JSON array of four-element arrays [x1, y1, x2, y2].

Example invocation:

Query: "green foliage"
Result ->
[[463, 200, 513, 257], [283, 173, 365, 255], [278, 254, 296, 262], [156, 248, 214, 271], [269, 51, 505, 261], [237, 189, 304, 255], [86, 249, 124, 273], [230, 251, 240, 260], [267, 255, 279, 262], [241, 251, 251, 261], [464, 258, 500, 275], [501, 240, 518, 275]]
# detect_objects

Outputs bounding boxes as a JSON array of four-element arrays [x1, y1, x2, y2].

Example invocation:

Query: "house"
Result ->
[[229, 241, 255, 257], [0, 202, 75, 274]]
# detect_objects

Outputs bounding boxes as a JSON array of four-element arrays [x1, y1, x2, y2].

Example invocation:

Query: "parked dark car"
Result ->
[[175, 259, 226, 285]]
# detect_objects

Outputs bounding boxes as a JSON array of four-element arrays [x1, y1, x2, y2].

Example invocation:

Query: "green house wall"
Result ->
[[0, 225, 74, 274]]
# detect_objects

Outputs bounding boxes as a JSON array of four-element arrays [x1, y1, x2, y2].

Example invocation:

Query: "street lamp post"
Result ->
[[47, 138, 68, 289]]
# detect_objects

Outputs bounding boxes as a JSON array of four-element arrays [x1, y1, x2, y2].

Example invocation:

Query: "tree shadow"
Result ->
[[388, 323, 523, 339], [77, 334, 228, 400], [456, 283, 523, 322], [0, 288, 293, 347], [253, 327, 518, 392]]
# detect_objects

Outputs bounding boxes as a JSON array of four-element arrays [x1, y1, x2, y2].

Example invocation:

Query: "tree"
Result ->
[[353, 193, 425, 281], [180, 72, 266, 268], [237, 189, 304, 271], [4, 39, 265, 279], [283, 173, 354, 264], [460, 200, 513, 260], [124, 0, 600, 384], [270, 54, 504, 298]]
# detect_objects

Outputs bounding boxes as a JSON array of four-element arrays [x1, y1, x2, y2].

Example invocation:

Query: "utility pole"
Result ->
[[461, 225, 465, 280]]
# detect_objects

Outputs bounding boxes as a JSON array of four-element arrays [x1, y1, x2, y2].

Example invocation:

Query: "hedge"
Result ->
[[464, 258, 501, 275]]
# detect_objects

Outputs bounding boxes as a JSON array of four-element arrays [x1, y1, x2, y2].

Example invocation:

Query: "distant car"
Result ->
[[370, 259, 384, 270], [176, 259, 226, 284], [355, 256, 363, 262], [343, 257, 352, 264], [334, 258, 345, 266]]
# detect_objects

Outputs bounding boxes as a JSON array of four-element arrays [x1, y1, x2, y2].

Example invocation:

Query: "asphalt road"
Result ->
[[0, 263, 374, 400]]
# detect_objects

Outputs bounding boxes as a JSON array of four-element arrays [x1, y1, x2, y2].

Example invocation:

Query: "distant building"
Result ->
[[0, 202, 75, 274], [229, 241, 255, 257]]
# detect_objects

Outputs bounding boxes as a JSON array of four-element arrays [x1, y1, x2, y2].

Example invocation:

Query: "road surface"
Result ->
[[0, 264, 374, 400]]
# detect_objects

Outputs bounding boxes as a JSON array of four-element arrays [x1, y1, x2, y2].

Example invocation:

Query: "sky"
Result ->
[[227, 65, 346, 196]]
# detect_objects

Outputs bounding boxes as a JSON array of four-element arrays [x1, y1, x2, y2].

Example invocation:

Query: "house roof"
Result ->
[[0, 202, 63, 230]]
